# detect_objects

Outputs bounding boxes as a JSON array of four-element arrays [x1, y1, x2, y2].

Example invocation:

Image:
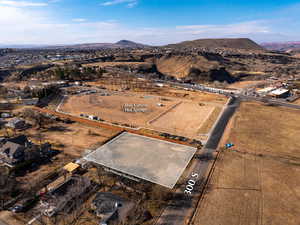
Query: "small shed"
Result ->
[[63, 162, 80, 174]]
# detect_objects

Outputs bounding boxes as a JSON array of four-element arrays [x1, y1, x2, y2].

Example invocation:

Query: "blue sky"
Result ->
[[0, 0, 299, 45]]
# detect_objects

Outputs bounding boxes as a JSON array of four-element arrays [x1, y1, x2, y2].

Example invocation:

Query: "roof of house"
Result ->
[[8, 135, 28, 145], [0, 141, 23, 158], [257, 86, 276, 94], [63, 162, 80, 172], [92, 192, 124, 213]]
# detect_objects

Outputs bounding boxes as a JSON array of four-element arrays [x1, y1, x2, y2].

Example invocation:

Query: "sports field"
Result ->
[[60, 91, 223, 138]]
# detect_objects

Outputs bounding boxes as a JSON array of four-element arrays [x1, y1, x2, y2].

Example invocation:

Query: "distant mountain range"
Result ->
[[47, 40, 149, 49], [4, 38, 293, 52], [261, 42, 300, 52], [0, 40, 149, 49]]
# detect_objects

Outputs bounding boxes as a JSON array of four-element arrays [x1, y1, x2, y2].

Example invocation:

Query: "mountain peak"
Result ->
[[115, 40, 148, 48]]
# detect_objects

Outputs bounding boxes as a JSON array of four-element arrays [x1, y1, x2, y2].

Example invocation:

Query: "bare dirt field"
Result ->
[[24, 122, 118, 157], [150, 102, 215, 137], [60, 91, 223, 138], [192, 102, 300, 225], [60, 93, 179, 128], [198, 106, 222, 134]]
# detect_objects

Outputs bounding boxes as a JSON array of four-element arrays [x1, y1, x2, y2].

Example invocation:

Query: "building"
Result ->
[[5, 118, 26, 130], [256, 86, 276, 95], [63, 162, 80, 174], [0, 141, 26, 165], [91, 192, 124, 225], [41, 175, 91, 217], [268, 88, 290, 98], [0, 135, 51, 166]]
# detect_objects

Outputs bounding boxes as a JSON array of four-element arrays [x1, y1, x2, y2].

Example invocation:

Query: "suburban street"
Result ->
[[155, 97, 240, 225]]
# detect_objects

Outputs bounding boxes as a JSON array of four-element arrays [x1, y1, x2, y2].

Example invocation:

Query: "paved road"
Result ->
[[157, 79, 300, 110], [205, 97, 240, 149], [239, 95, 300, 110], [155, 97, 239, 225]]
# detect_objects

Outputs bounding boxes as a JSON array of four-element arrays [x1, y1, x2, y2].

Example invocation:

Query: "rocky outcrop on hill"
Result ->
[[148, 53, 235, 83]]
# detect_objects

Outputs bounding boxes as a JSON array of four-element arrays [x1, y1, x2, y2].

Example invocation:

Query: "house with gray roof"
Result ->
[[0, 135, 51, 166], [5, 118, 26, 130]]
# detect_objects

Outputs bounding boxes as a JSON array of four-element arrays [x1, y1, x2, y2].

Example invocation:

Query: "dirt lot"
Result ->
[[60, 93, 178, 127], [24, 122, 118, 157], [60, 90, 224, 138], [198, 106, 222, 134], [150, 102, 215, 137], [192, 102, 300, 225]]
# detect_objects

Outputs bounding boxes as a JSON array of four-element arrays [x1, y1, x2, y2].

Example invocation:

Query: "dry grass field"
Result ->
[[192, 102, 300, 225], [60, 91, 223, 138], [150, 102, 215, 137], [25, 122, 118, 157], [198, 106, 222, 134], [60, 93, 179, 127]]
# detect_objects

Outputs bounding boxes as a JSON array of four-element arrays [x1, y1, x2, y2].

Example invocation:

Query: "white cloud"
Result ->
[[72, 18, 87, 22], [176, 21, 270, 35], [0, 4, 295, 45], [0, 0, 48, 7], [101, 0, 138, 8]]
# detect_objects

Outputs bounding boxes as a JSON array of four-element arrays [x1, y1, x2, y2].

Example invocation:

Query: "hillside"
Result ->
[[148, 54, 235, 83], [166, 38, 264, 50], [153, 55, 217, 79], [115, 40, 148, 48]]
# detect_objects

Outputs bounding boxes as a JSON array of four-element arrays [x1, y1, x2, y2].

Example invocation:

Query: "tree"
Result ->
[[0, 167, 19, 206], [22, 108, 51, 129]]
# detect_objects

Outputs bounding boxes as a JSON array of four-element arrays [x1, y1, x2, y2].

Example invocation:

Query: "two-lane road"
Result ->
[[155, 97, 240, 225]]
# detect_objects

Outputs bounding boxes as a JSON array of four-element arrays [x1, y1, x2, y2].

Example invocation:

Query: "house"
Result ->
[[0, 141, 25, 165], [268, 88, 290, 98], [41, 175, 91, 217], [0, 135, 28, 165], [6, 118, 26, 130], [0, 135, 51, 166], [91, 192, 124, 224]]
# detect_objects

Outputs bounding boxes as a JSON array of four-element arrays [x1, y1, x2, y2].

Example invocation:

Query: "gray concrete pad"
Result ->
[[84, 132, 196, 188]]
